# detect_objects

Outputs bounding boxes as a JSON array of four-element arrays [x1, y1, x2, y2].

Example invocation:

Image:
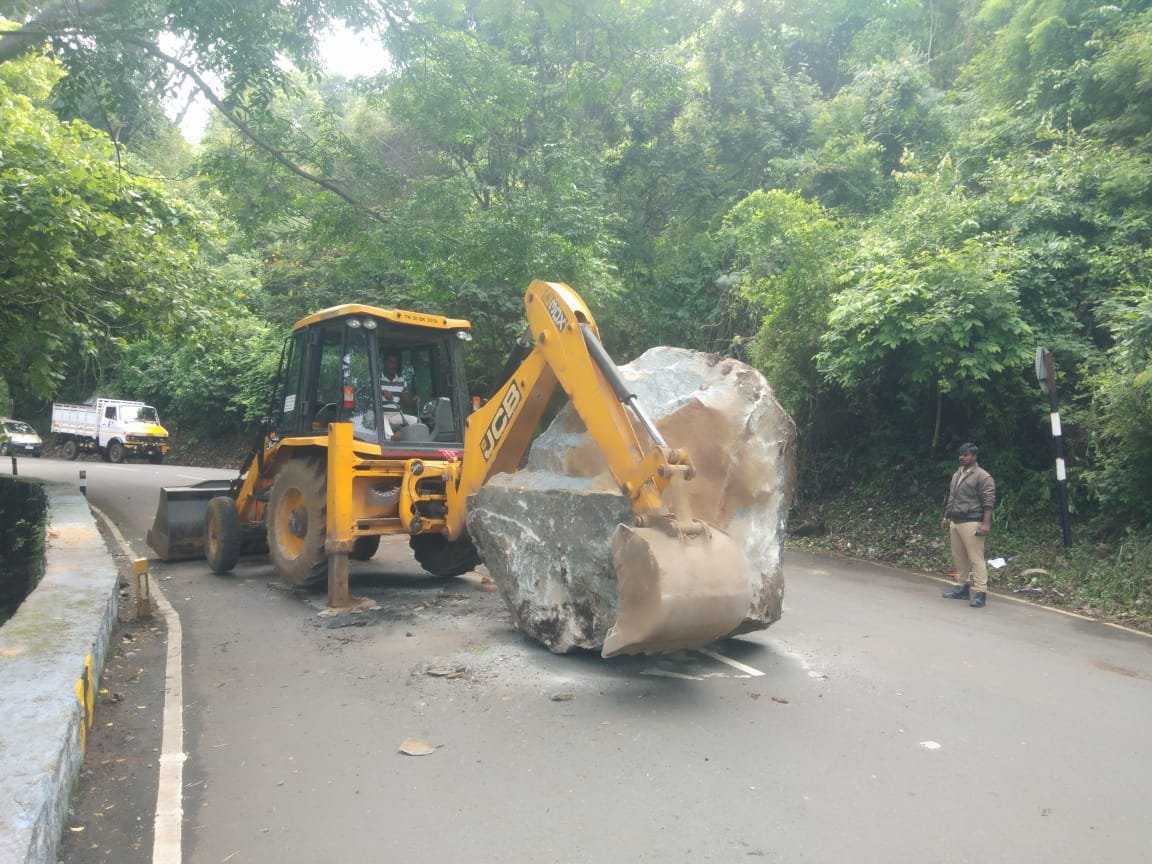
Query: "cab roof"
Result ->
[[293, 304, 472, 333]]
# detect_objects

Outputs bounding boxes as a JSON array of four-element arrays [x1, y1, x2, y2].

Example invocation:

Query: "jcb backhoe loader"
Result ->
[[147, 280, 750, 656]]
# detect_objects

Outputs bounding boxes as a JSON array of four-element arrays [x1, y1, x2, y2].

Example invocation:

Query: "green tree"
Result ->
[[0, 50, 225, 401], [1085, 282, 1152, 525], [818, 216, 1034, 453], [723, 190, 844, 419]]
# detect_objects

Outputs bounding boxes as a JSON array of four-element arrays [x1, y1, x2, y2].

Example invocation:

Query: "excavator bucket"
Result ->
[[602, 522, 752, 658], [146, 480, 234, 561]]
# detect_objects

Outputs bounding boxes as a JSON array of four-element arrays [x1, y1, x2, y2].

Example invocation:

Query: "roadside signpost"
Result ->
[[1035, 347, 1073, 549]]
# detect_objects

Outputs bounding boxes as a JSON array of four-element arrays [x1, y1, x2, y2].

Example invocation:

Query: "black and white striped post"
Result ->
[[1035, 347, 1072, 549]]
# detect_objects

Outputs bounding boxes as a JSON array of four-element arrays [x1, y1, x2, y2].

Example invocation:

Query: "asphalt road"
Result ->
[[18, 456, 1152, 864]]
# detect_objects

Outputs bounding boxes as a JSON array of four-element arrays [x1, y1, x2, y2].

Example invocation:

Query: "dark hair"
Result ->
[[957, 442, 979, 455]]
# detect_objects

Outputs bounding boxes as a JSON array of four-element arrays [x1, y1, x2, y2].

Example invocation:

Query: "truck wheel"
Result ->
[[107, 440, 125, 463], [267, 456, 328, 588], [205, 496, 242, 573], [62, 440, 79, 461], [148, 453, 164, 465], [410, 534, 481, 577], [351, 535, 381, 561]]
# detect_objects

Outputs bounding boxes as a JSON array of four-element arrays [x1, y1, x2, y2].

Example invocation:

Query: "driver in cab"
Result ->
[[381, 351, 419, 426]]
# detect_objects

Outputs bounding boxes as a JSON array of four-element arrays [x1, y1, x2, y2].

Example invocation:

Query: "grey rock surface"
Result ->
[[467, 347, 796, 652]]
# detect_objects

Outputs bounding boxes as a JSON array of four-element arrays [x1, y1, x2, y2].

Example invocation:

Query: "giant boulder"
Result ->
[[467, 347, 796, 653]]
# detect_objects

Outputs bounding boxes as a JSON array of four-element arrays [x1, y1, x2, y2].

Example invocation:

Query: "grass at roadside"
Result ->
[[788, 485, 1152, 633]]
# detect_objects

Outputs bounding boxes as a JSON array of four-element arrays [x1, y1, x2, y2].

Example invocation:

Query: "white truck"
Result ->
[[50, 398, 171, 464]]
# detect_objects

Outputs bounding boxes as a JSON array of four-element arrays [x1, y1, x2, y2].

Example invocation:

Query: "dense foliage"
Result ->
[[3, 1, 1152, 566]]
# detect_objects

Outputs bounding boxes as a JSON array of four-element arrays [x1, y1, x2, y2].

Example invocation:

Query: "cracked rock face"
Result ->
[[467, 347, 796, 653]]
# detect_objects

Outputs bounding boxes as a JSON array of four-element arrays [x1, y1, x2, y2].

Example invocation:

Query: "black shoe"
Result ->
[[942, 584, 970, 599], [969, 591, 987, 608]]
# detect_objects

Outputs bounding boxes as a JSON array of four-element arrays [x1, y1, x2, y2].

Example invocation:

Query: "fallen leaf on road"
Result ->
[[550, 692, 574, 702], [771, 696, 789, 704], [399, 738, 437, 756]]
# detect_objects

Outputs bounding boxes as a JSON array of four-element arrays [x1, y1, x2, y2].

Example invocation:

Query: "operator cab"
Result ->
[[269, 304, 472, 454]]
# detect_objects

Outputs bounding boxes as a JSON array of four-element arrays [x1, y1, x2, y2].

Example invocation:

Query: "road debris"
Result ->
[[425, 666, 467, 679], [399, 738, 437, 756]]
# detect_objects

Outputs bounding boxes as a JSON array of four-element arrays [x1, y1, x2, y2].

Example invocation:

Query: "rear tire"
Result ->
[[62, 440, 79, 461], [205, 496, 242, 573], [267, 456, 328, 587], [351, 535, 381, 561], [409, 534, 481, 577]]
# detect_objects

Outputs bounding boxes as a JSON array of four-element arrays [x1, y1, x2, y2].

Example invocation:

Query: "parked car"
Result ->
[[0, 418, 44, 457]]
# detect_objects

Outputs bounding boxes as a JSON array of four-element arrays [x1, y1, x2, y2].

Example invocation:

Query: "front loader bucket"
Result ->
[[602, 523, 751, 658], [146, 480, 234, 561]]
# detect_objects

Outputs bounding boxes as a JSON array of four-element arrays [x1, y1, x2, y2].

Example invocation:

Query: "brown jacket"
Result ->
[[945, 466, 995, 522]]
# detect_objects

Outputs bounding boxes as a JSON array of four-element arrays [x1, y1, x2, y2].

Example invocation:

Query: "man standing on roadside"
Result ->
[[941, 443, 996, 608]]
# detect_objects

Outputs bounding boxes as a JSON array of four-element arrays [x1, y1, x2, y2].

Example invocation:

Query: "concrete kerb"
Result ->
[[0, 479, 120, 864]]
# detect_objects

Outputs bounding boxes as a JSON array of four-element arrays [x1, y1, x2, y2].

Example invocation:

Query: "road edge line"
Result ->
[[90, 506, 184, 864]]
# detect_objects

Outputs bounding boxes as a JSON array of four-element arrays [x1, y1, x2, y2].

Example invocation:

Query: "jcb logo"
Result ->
[[480, 382, 523, 461], [546, 295, 568, 332]]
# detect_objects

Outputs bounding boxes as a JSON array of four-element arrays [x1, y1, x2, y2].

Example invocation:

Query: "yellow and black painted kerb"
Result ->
[[73, 653, 95, 751]]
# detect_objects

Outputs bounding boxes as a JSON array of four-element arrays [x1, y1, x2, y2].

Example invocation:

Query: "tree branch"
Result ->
[[120, 36, 387, 224], [0, 0, 118, 64]]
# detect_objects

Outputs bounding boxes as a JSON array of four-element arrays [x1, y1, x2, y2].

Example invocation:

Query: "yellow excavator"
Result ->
[[147, 280, 750, 656]]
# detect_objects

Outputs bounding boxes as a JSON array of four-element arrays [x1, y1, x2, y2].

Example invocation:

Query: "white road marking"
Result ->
[[696, 648, 765, 677], [92, 506, 185, 864], [641, 669, 704, 681]]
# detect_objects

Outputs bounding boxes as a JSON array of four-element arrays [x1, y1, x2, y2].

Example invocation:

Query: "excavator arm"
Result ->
[[446, 280, 675, 518], [446, 280, 751, 657]]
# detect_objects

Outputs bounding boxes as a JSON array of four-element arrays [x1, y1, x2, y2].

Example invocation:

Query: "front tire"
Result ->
[[62, 440, 79, 461], [107, 440, 125, 463], [148, 453, 164, 465], [205, 496, 242, 573], [267, 456, 328, 588], [410, 534, 481, 577]]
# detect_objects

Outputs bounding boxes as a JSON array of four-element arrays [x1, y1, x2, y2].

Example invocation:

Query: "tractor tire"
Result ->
[[62, 440, 79, 461], [205, 496, 242, 574], [351, 535, 381, 561], [267, 456, 328, 588], [409, 534, 481, 577]]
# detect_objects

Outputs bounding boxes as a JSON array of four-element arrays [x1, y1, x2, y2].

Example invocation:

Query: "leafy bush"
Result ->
[[105, 314, 280, 436]]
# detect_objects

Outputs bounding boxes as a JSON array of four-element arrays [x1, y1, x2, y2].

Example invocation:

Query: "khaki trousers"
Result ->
[[948, 521, 988, 591]]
